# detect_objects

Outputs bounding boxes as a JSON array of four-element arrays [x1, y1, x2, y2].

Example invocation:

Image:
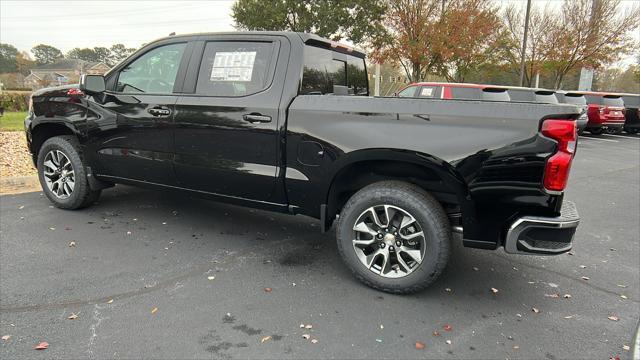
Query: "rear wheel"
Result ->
[[336, 181, 450, 294], [37, 136, 101, 209], [588, 127, 604, 135], [625, 127, 639, 134], [606, 127, 623, 135]]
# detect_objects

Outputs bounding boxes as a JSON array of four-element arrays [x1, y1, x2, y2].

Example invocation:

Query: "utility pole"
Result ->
[[374, 63, 381, 96], [518, 0, 532, 87]]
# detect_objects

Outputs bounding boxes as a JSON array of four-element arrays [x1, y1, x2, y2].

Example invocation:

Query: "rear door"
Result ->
[[172, 35, 289, 203], [90, 41, 191, 185]]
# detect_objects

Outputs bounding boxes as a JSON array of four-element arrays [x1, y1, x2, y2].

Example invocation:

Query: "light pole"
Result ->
[[519, 0, 532, 87]]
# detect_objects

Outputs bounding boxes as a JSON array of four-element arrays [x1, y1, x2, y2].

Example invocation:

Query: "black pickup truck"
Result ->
[[25, 32, 581, 293]]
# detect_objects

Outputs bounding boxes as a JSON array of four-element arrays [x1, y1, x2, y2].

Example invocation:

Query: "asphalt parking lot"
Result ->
[[1, 133, 638, 359]]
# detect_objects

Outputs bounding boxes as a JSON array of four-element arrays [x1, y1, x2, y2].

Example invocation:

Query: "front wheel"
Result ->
[[37, 136, 101, 209], [336, 181, 451, 294]]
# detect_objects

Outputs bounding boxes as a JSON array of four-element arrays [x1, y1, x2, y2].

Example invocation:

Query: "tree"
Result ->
[[370, 0, 502, 82], [93, 47, 110, 63], [0, 43, 18, 73], [16, 51, 36, 75], [594, 64, 640, 93], [231, 0, 387, 44], [67, 48, 98, 62], [31, 44, 63, 65], [107, 44, 136, 66], [545, 0, 639, 89]]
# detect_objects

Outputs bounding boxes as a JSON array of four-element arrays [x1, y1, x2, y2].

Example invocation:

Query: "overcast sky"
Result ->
[[1, 0, 638, 67]]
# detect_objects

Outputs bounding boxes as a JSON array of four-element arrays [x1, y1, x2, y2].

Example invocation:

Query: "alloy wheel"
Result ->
[[42, 150, 75, 199], [352, 204, 426, 278]]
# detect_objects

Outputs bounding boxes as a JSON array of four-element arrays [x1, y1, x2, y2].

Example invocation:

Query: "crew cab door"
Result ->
[[89, 41, 191, 185], [173, 35, 289, 203]]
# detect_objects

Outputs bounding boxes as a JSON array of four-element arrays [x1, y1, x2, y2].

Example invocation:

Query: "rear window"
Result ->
[[398, 86, 417, 97], [482, 88, 510, 101], [622, 95, 640, 107], [583, 94, 602, 105], [450, 87, 481, 100], [300, 45, 368, 96], [603, 95, 624, 107], [559, 93, 587, 105]]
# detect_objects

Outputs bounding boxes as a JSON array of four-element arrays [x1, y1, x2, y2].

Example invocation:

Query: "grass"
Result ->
[[0, 111, 27, 131]]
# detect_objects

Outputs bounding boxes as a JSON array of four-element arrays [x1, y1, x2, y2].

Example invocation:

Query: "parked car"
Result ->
[[25, 32, 581, 294], [574, 91, 626, 134], [555, 91, 589, 134], [620, 93, 640, 134], [397, 82, 510, 101]]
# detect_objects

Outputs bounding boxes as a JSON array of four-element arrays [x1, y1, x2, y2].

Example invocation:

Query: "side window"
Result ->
[[451, 87, 481, 100], [418, 86, 438, 98], [196, 41, 276, 97], [116, 43, 186, 94], [398, 86, 417, 97], [299, 45, 368, 96]]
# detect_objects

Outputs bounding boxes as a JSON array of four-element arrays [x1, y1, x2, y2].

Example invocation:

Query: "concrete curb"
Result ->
[[0, 174, 41, 195]]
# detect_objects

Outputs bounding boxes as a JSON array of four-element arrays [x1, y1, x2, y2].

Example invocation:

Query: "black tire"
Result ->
[[37, 136, 101, 209], [336, 181, 451, 294], [607, 127, 623, 135], [625, 127, 639, 134], [588, 127, 604, 135]]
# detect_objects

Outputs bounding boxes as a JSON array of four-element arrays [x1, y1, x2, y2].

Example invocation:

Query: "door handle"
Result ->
[[243, 113, 272, 124], [148, 107, 171, 117]]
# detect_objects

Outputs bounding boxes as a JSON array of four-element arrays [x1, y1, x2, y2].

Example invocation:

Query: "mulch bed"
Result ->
[[0, 131, 36, 178]]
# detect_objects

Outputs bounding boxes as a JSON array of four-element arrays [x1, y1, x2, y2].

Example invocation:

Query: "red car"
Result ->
[[396, 82, 510, 101], [574, 92, 626, 134]]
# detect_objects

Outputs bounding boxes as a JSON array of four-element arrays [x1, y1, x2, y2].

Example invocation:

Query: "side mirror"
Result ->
[[79, 74, 105, 94]]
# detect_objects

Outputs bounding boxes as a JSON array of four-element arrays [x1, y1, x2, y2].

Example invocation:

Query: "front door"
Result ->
[[88, 42, 190, 185], [173, 36, 289, 203]]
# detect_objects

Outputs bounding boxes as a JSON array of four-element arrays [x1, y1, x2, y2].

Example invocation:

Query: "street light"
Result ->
[[519, 0, 532, 87]]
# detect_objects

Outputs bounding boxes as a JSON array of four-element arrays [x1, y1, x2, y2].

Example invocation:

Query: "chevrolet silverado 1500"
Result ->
[[25, 32, 581, 293]]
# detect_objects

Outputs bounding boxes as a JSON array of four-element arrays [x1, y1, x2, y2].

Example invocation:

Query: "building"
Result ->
[[24, 59, 110, 89]]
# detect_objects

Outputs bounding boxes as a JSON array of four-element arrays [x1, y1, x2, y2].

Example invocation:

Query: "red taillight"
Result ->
[[598, 106, 605, 115], [541, 119, 577, 192]]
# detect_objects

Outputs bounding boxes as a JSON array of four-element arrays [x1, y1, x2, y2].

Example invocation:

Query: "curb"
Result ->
[[0, 174, 41, 195]]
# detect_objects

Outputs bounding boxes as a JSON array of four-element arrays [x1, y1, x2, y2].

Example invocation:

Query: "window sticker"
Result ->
[[421, 87, 434, 97], [210, 51, 257, 82]]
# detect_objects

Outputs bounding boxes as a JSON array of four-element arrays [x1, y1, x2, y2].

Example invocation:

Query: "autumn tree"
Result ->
[[31, 44, 63, 65], [545, 0, 638, 89], [370, 0, 502, 82], [16, 51, 36, 75], [231, 0, 387, 44], [107, 44, 136, 66]]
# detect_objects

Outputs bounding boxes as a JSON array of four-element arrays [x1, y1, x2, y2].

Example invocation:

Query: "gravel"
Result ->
[[0, 131, 36, 178]]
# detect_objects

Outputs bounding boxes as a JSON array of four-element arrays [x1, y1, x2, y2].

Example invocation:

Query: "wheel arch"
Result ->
[[29, 120, 79, 163], [323, 149, 472, 231]]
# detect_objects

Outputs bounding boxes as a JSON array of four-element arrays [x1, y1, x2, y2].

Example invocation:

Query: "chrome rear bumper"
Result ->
[[504, 201, 579, 255]]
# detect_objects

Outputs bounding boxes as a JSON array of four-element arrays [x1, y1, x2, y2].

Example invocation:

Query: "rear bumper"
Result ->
[[504, 201, 579, 255]]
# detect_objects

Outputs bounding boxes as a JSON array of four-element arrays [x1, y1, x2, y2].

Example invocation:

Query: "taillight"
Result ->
[[541, 119, 577, 192], [598, 106, 605, 115]]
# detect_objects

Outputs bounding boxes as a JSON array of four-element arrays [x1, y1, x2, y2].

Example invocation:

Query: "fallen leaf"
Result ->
[[68, 312, 79, 320], [513, 345, 520, 350], [1, 335, 10, 341], [106, 299, 114, 304], [299, 324, 305, 328], [623, 345, 630, 351], [516, 313, 522, 318], [581, 276, 590, 281], [579, 265, 586, 269], [472, 267, 479, 271], [545, 293, 559, 298], [64, 226, 72, 231], [68, 241, 76, 247], [375, 338, 382, 343], [162, 222, 167, 225], [18, 205, 24, 209], [563, 315, 575, 319], [490, 288, 499, 294], [126, 231, 132, 235], [380, 324, 384, 329], [445, 288, 452, 292], [207, 276, 215, 280], [608, 315, 619, 321], [432, 331, 441, 337], [415, 341, 425, 350], [302, 334, 310, 340], [305, 324, 313, 329], [445, 340, 452, 345], [617, 284, 628, 288], [151, 307, 158, 314], [620, 294, 628, 299], [567, 251, 574, 255], [49, 227, 55, 231], [443, 324, 452, 332], [311, 339, 318, 344], [34, 342, 49, 350], [261, 335, 271, 343], [563, 294, 572, 299], [531, 307, 540, 313], [548, 282, 559, 288], [264, 287, 272, 293], [610, 248, 617, 252]]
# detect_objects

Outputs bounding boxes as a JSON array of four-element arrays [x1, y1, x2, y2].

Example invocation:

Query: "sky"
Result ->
[[1, 0, 638, 67]]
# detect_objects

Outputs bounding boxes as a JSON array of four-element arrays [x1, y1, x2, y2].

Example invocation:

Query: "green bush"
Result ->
[[0, 91, 31, 112]]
